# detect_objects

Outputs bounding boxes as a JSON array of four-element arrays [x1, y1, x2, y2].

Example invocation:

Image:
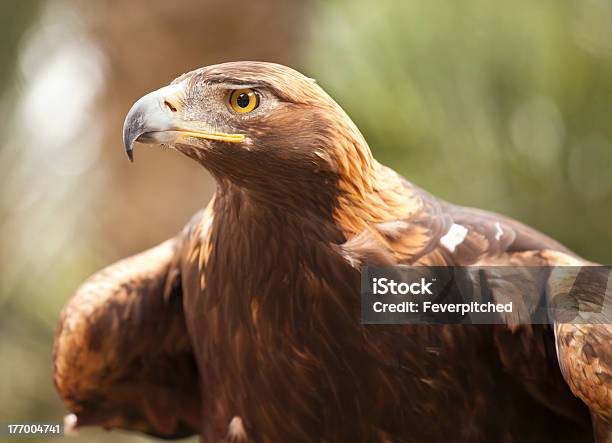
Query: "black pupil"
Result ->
[[236, 92, 251, 108]]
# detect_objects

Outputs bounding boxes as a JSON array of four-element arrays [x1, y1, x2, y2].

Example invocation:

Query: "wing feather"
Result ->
[[53, 213, 205, 438], [341, 171, 610, 436]]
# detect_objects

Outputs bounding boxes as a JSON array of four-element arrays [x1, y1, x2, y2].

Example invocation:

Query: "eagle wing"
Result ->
[[53, 213, 205, 438], [442, 196, 612, 432], [544, 251, 612, 440], [343, 173, 611, 436]]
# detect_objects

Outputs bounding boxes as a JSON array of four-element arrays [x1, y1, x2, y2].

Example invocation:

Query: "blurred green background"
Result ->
[[0, 0, 610, 441]]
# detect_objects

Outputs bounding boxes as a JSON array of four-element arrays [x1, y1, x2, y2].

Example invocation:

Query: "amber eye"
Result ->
[[229, 88, 259, 113]]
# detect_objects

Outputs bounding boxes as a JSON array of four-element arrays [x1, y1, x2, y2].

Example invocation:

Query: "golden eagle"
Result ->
[[53, 62, 611, 442]]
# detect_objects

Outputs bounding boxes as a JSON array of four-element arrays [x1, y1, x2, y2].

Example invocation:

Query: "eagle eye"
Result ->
[[229, 88, 259, 113]]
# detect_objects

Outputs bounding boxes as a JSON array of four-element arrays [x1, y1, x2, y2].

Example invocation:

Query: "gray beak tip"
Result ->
[[123, 107, 144, 163], [126, 147, 134, 163]]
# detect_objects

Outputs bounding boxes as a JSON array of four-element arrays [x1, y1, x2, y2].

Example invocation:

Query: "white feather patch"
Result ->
[[64, 414, 78, 436], [440, 224, 468, 252], [495, 222, 504, 241], [227, 416, 247, 441]]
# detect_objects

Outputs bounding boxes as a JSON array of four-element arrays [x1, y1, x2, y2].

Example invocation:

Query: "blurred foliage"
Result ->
[[0, 0, 611, 442], [308, 0, 612, 263], [0, 1, 43, 91]]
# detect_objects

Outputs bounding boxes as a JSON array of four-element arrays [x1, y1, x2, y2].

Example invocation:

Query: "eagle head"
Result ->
[[123, 61, 373, 208]]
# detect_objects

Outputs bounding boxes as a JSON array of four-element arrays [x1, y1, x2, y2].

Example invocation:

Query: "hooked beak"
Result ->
[[122, 83, 245, 162]]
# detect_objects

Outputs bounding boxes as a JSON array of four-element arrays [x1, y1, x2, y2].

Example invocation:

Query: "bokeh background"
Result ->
[[0, 0, 611, 441]]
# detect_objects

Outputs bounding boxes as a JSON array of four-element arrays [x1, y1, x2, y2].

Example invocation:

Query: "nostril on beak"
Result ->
[[164, 100, 178, 113]]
